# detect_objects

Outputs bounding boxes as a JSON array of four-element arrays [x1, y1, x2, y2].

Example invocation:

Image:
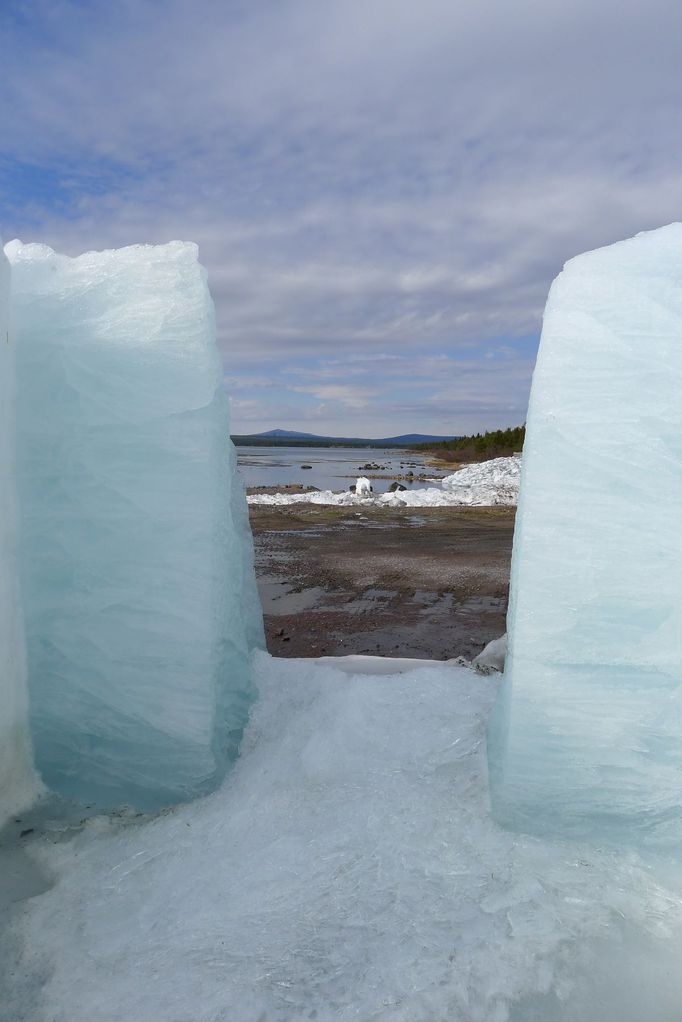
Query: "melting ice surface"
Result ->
[[489, 223, 682, 849], [2, 240, 263, 816], [7, 654, 682, 1022]]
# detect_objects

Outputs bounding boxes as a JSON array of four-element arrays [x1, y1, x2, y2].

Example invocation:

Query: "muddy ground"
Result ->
[[249, 503, 515, 661]]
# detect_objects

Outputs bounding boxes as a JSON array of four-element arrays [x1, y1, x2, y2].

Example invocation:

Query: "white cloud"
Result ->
[[3, 0, 682, 432], [290, 383, 380, 409]]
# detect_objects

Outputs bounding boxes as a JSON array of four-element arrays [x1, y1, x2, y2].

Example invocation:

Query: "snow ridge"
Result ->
[[248, 455, 521, 508]]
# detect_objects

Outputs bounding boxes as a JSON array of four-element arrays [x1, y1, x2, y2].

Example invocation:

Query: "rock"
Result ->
[[301, 464, 312, 469], [388, 482, 407, 492]]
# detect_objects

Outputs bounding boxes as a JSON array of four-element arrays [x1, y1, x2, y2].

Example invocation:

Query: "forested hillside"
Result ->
[[415, 425, 525, 463]]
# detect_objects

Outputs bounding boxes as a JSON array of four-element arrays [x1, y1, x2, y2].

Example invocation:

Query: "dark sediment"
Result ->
[[249, 504, 515, 661]]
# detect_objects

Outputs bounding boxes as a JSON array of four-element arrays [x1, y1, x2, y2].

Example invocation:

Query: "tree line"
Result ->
[[413, 424, 525, 464]]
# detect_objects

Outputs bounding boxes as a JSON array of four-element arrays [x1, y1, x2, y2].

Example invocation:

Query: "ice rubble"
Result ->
[[491, 223, 682, 847], [7, 653, 682, 1022], [1, 240, 262, 817], [247, 454, 521, 507]]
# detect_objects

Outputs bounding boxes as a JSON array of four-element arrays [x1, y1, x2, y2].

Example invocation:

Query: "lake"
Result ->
[[235, 445, 444, 493]]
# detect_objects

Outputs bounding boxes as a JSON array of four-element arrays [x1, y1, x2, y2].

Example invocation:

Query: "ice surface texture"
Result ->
[[0, 244, 38, 827], [9, 654, 682, 1022], [5, 240, 263, 813], [490, 224, 682, 847]]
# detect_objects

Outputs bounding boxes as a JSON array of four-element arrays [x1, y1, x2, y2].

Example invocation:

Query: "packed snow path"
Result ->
[[247, 455, 521, 507]]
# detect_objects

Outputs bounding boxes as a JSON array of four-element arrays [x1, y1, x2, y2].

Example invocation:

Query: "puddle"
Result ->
[[273, 529, 330, 539], [259, 579, 400, 618], [0, 794, 164, 912], [0, 797, 91, 911], [412, 592, 456, 613], [0, 846, 51, 910], [344, 520, 392, 529], [454, 595, 504, 615], [341, 589, 397, 613], [258, 578, 327, 615]]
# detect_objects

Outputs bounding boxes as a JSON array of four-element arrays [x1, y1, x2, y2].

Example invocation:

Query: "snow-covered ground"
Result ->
[[6, 650, 682, 1022], [248, 455, 521, 508]]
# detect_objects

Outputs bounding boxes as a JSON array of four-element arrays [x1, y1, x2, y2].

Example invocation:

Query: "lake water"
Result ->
[[235, 446, 444, 493]]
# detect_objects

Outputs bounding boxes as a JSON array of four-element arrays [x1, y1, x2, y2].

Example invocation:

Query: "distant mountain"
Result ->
[[231, 428, 461, 448], [257, 429, 325, 441]]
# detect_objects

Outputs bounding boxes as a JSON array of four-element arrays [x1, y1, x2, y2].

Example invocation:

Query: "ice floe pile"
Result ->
[[247, 454, 521, 508], [7, 651, 682, 1022]]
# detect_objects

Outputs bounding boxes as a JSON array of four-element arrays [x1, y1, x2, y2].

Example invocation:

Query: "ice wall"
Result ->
[[5, 240, 263, 813], [0, 245, 39, 827], [490, 224, 682, 847]]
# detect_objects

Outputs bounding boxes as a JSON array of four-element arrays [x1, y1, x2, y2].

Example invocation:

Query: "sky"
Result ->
[[3, 0, 682, 437]]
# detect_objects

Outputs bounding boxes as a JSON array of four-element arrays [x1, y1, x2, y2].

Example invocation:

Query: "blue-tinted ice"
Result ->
[[3, 240, 263, 814], [490, 224, 682, 848]]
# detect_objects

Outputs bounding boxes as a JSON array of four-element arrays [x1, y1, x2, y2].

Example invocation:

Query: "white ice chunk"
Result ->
[[473, 633, 507, 674], [490, 223, 682, 847], [441, 454, 521, 504], [5, 240, 263, 813]]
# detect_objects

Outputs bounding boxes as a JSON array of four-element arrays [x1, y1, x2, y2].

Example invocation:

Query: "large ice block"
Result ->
[[6, 240, 263, 812], [490, 224, 682, 848], [0, 244, 38, 827]]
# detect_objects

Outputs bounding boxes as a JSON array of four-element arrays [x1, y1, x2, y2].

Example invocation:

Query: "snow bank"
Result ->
[[6, 652, 682, 1022], [441, 455, 521, 501], [248, 455, 521, 507]]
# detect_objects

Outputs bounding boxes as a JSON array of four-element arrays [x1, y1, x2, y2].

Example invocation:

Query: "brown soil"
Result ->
[[249, 504, 515, 661]]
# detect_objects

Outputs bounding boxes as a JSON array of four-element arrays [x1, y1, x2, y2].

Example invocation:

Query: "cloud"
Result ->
[[290, 383, 380, 409], [226, 350, 534, 436], [3, 0, 682, 433]]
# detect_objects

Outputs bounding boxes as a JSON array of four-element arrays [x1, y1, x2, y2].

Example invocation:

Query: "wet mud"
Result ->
[[249, 504, 515, 661]]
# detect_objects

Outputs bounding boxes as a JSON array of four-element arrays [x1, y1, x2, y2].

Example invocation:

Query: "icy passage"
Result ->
[[2, 240, 263, 816], [9, 653, 682, 1022], [490, 224, 682, 847]]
